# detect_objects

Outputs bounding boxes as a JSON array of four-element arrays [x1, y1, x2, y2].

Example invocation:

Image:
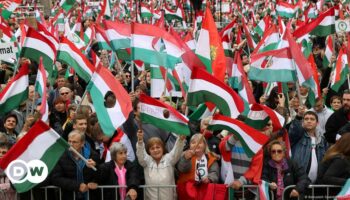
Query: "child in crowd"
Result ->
[[136, 130, 186, 200]]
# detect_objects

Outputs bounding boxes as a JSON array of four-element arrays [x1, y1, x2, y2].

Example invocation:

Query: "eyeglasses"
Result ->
[[125, 75, 131, 77], [60, 92, 69, 95], [271, 149, 283, 154]]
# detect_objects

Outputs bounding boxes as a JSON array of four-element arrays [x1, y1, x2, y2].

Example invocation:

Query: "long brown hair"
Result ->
[[323, 132, 350, 162]]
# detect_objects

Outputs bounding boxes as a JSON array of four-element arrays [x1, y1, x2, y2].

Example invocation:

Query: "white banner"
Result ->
[[0, 42, 17, 61], [336, 19, 350, 33]]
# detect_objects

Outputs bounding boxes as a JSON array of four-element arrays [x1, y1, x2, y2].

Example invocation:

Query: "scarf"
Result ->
[[268, 159, 288, 200], [115, 164, 127, 200], [195, 154, 208, 182], [69, 143, 91, 200]]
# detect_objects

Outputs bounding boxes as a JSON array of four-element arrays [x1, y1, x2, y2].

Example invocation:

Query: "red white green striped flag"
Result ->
[[249, 47, 296, 82], [219, 20, 236, 57], [0, 120, 69, 193], [57, 37, 95, 83], [293, 6, 336, 38], [131, 23, 185, 68], [87, 66, 132, 137], [103, 20, 131, 51], [0, 23, 15, 42], [259, 180, 271, 200], [94, 24, 112, 51], [20, 27, 57, 79], [208, 114, 269, 157], [187, 67, 244, 118], [276, 1, 300, 19], [337, 179, 350, 200], [35, 57, 49, 122], [0, 63, 29, 115], [253, 25, 280, 54], [139, 93, 190, 135], [245, 103, 285, 132], [0, 0, 21, 19], [254, 15, 271, 37], [331, 48, 349, 92], [164, 5, 184, 22], [323, 35, 334, 68]]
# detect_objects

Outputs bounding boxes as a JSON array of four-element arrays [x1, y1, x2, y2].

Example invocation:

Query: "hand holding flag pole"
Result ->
[[69, 147, 97, 171]]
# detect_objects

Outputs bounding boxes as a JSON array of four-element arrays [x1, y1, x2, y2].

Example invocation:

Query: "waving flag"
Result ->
[[87, 66, 132, 136], [35, 57, 49, 122], [1, 0, 22, 19], [21, 27, 57, 79], [131, 23, 185, 68], [187, 67, 244, 118], [323, 35, 334, 68], [259, 180, 271, 200], [0, 120, 69, 193], [208, 114, 269, 157], [276, 1, 300, 19], [140, 93, 190, 135], [103, 20, 131, 51], [195, 7, 226, 82], [331, 48, 349, 92], [57, 37, 95, 82], [0, 63, 29, 115]]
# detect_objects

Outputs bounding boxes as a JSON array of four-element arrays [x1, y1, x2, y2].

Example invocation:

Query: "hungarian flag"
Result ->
[[187, 67, 244, 118], [249, 47, 296, 82], [164, 4, 184, 22], [87, 66, 132, 137], [254, 15, 271, 37], [253, 25, 280, 54], [219, 20, 236, 57], [337, 179, 350, 200], [57, 37, 95, 83], [59, 0, 76, 12], [149, 64, 182, 98], [245, 103, 285, 132], [0, 63, 29, 115], [195, 7, 226, 82], [323, 35, 334, 68], [208, 114, 269, 158], [0, 23, 15, 42], [331, 48, 349, 92], [94, 24, 112, 51], [20, 27, 57, 80], [103, 20, 131, 51], [188, 103, 216, 121], [293, 6, 336, 38], [131, 23, 185, 68], [35, 57, 49, 122], [0, 120, 69, 193], [0, 0, 21, 19], [276, 1, 300, 19], [140, 3, 152, 19], [259, 180, 271, 200], [139, 93, 190, 135]]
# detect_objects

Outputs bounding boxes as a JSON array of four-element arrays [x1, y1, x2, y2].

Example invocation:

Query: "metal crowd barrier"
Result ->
[[282, 184, 342, 200], [8, 184, 272, 200]]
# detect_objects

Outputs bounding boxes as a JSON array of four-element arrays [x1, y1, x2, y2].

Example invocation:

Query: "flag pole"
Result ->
[[75, 90, 88, 112], [69, 147, 97, 171]]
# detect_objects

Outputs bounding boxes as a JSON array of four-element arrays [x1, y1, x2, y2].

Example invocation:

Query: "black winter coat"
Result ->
[[317, 155, 350, 186], [98, 160, 141, 200], [325, 108, 348, 144], [51, 150, 100, 200], [262, 158, 310, 199]]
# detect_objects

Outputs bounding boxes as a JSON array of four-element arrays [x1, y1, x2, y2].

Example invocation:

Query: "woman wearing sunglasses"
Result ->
[[262, 140, 310, 200]]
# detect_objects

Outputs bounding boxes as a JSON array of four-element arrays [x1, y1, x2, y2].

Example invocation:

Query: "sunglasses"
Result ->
[[60, 92, 69, 95], [271, 149, 283, 154], [0, 151, 7, 154]]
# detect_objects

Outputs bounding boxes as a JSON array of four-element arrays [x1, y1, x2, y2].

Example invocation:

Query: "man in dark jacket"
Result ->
[[325, 91, 350, 144], [51, 130, 100, 200]]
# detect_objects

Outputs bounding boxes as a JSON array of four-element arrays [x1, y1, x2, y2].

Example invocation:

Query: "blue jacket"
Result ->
[[288, 119, 328, 173]]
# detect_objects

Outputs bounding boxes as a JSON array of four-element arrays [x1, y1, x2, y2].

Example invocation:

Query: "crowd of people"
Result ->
[[0, 0, 350, 200]]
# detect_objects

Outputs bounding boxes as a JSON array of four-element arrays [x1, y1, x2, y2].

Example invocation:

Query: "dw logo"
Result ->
[[6, 160, 48, 184]]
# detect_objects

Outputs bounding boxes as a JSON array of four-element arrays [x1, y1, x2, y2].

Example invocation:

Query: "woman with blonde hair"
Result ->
[[177, 133, 219, 185]]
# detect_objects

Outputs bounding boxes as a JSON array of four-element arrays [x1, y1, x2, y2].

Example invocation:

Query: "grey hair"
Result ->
[[109, 142, 127, 161], [68, 130, 85, 142], [190, 133, 209, 154]]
